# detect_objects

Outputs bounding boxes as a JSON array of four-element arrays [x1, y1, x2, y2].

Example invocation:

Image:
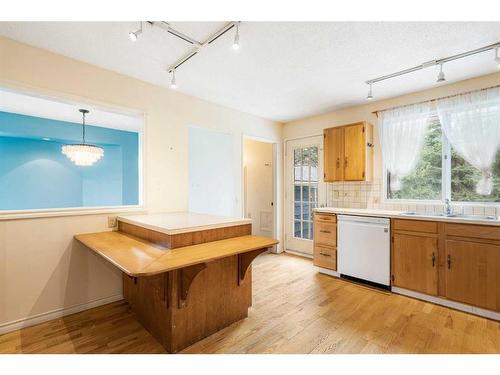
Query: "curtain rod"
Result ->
[[372, 84, 500, 116]]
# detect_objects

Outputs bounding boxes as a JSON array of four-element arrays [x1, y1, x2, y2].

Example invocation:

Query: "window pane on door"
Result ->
[[293, 146, 319, 240]]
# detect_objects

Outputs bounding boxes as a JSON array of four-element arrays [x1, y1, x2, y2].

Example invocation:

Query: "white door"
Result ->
[[285, 136, 326, 256]]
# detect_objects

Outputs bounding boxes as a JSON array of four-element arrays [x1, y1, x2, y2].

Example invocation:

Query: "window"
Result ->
[[451, 147, 500, 202], [0, 89, 143, 211], [293, 146, 318, 239], [387, 118, 442, 200], [386, 115, 500, 203]]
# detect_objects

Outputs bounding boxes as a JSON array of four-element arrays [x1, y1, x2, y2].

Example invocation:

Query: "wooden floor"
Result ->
[[1, 253, 499, 354]]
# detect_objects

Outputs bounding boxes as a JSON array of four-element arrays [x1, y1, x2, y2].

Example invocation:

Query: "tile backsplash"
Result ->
[[326, 179, 499, 216]]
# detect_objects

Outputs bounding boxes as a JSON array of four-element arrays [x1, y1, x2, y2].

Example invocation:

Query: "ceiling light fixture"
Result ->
[[436, 63, 446, 82], [232, 23, 240, 50], [364, 41, 500, 99], [170, 69, 177, 89], [367, 83, 373, 100], [62, 109, 104, 166], [129, 22, 143, 42]]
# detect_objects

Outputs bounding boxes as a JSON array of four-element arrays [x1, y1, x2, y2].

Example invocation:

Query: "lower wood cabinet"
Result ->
[[445, 239, 500, 311], [391, 218, 500, 313], [313, 244, 337, 270], [313, 213, 337, 271], [392, 233, 438, 295]]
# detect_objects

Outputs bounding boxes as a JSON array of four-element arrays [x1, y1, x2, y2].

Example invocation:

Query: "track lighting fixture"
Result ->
[[367, 83, 373, 100], [170, 69, 177, 89], [436, 63, 446, 82], [364, 41, 500, 99], [129, 22, 143, 42], [232, 23, 240, 50]]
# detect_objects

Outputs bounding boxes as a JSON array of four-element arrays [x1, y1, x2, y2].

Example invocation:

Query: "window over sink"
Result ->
[[385, 115, 500, 203], [383, 87, 500, 204]]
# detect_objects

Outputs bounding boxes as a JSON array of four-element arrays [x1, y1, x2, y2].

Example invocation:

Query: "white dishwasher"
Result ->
[[337, 215, 391, 287]]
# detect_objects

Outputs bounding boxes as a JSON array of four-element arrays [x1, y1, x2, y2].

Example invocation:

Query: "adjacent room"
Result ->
[[0, 5, 499, 369]]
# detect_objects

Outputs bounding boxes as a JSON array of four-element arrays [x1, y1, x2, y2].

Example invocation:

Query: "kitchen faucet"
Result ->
[[444, 198, 453, 216]]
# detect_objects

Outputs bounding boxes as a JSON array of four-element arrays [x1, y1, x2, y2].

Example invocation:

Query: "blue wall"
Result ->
[[0, 111, 139, 210]]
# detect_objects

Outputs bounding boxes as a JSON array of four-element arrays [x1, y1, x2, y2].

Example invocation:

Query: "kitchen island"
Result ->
[[75, 212, 278, 353]]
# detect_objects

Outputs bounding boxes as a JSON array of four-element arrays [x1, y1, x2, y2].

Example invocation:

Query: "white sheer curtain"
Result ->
[[436, 87, 500, 195], [379, 102, 431, 191]]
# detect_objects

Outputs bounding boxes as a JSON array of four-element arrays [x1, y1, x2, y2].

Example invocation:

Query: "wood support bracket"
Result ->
[[178, 263, 207, 308], [238, 248, 268, 285]]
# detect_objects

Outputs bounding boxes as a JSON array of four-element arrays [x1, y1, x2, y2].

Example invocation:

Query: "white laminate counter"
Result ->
[[313, 207, 500, 226], [117, 212, 253, 235]]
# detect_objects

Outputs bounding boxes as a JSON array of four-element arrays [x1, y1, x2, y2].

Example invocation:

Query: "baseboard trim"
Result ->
[[0, 294, 124, 335], [392, 287, 500, 321], [284, 249, 313, 259], [317, 267, 340, 278]]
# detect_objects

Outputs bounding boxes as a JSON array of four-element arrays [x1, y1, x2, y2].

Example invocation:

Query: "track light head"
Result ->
[[436, 64, 446, 82], [129, 22, 143, 42], [366, 83, 373, 100], [232, 23, 240, 50], [170, 69, 177, 89]]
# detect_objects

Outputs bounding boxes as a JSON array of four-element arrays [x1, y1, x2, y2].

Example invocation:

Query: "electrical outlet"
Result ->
[[108, 216, 117, 228]]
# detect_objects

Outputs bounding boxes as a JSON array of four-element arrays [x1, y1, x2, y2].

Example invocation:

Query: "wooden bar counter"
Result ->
[[75, 212, 278, 353]]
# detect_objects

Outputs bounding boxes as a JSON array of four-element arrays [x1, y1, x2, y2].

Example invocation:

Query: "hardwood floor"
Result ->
[[1, 253, 499, 354]]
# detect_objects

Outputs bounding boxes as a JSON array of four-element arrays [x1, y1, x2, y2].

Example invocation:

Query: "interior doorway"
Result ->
[[243, 137, 276, 244]]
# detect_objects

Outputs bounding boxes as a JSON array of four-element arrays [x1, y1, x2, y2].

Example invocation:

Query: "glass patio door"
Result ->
[[285, 136, 326, 256]]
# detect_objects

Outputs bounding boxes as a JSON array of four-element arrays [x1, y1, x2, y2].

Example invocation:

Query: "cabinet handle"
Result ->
[[336, 158, 340, 169], [432, 252, 435, 267], [319, 252, 331, 257], [447, 254, 451, 270], [320, 230, 331, 233], [344, 157, 348, 168]]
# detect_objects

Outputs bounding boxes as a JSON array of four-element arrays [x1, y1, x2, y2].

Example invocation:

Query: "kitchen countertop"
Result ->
[[314, 207, 500, 226], [117, 212, 253, 235]]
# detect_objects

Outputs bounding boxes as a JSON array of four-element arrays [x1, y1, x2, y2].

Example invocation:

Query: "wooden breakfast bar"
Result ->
[[75, 212, 278, 353]]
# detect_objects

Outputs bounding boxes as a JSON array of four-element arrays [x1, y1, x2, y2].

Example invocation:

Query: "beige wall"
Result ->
[[243, 139, 274, 237], [283, 71, 500, 216], [0, 37, 283, 331]]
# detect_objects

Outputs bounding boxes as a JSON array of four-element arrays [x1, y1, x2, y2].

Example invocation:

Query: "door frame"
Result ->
[[241, 134, 279, 252], [283, 133, 326, 257]]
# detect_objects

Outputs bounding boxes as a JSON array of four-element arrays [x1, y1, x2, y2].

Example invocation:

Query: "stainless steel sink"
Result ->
[[400, 212, 498, 220]]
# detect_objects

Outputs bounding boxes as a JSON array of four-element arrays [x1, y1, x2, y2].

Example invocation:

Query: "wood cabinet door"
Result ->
[[343, 123, 365, 181], [392, 233, 438, 295], [445, 239, 500, 311], [323, 127, 343, 182], [313, 245, 337, 270]]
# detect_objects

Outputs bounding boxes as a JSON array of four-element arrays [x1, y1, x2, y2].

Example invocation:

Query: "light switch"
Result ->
[[108, 216, 117, 228]]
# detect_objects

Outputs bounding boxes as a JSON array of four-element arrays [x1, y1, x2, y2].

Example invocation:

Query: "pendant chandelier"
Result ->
[[62, 109, 104, 166]]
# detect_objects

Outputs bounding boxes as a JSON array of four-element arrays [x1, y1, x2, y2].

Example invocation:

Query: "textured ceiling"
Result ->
[[1, 22, 499, 122]]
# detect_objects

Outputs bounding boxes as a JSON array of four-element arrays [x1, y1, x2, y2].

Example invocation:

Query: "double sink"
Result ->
[[400, 211, 498, 221]]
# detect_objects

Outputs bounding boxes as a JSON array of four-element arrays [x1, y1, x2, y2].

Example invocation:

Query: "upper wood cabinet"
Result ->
[[323, 122, 373, 182]]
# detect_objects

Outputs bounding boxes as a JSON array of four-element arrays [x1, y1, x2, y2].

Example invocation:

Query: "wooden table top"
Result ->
[[75, 231, 279, 277]]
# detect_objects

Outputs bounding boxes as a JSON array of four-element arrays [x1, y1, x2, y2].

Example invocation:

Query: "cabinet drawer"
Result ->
[[445, 223, 500, 241], [314, 213, 337, 223], [313, 245, 337, 270], [314, 221, 337, 246], [393, 219, 437, 234]]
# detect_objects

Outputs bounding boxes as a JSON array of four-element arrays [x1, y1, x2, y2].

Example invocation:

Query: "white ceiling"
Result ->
[[0, 88, 143, 132], [1, 22, 499, 122]]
